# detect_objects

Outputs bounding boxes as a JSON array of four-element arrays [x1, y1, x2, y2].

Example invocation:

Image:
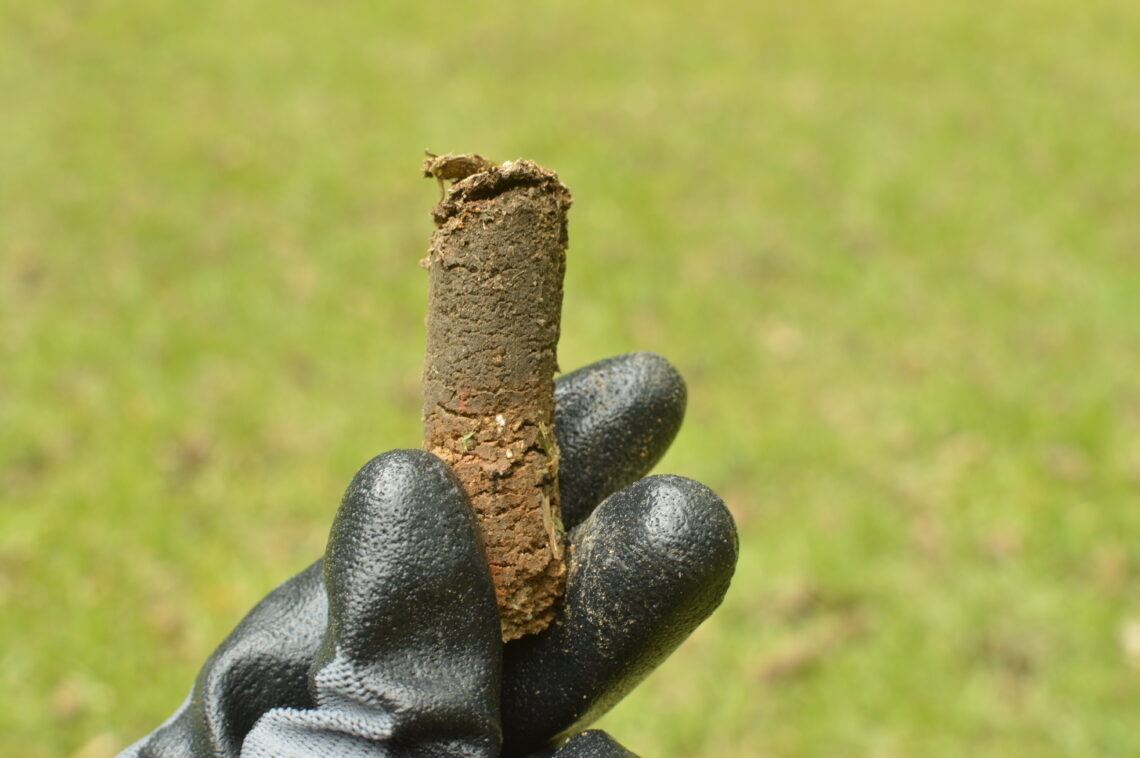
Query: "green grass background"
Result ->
[[3, 1, 1139, 755]]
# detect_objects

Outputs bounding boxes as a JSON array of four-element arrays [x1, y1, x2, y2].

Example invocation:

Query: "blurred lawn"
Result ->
[[2, 0, 1139, 755]]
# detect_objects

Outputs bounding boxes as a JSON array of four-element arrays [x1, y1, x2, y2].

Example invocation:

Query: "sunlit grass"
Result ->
[[3, 1, 1139, 755]]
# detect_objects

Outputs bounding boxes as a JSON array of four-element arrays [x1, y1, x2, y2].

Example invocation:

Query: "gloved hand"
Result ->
[[120, 353, 739, 758]]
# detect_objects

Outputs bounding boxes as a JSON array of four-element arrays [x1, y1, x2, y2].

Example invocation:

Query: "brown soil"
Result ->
[[422, 158, 571, 641]]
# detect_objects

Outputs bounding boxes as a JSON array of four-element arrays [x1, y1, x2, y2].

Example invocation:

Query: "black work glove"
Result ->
[[120, 353, 739, 758]]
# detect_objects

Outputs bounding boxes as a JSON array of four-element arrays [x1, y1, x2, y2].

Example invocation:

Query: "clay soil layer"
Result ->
[[422, 159, 571, 641]]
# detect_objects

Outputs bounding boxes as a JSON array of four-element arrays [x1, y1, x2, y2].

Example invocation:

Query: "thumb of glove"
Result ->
[[240, 450, 502, 758]]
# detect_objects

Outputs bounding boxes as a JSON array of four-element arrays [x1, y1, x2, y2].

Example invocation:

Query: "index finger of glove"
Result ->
[[554, 352, 686, 530]]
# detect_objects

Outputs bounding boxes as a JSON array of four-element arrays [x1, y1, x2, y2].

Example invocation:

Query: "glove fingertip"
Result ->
[[555, 352, 688, 528], [323, 449, 498, 655], [501, 475, 737, 754], [570, 474, 738, 656]]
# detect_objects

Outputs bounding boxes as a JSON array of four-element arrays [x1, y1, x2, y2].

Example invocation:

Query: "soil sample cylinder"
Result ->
[[422, 157, 571, 641]]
